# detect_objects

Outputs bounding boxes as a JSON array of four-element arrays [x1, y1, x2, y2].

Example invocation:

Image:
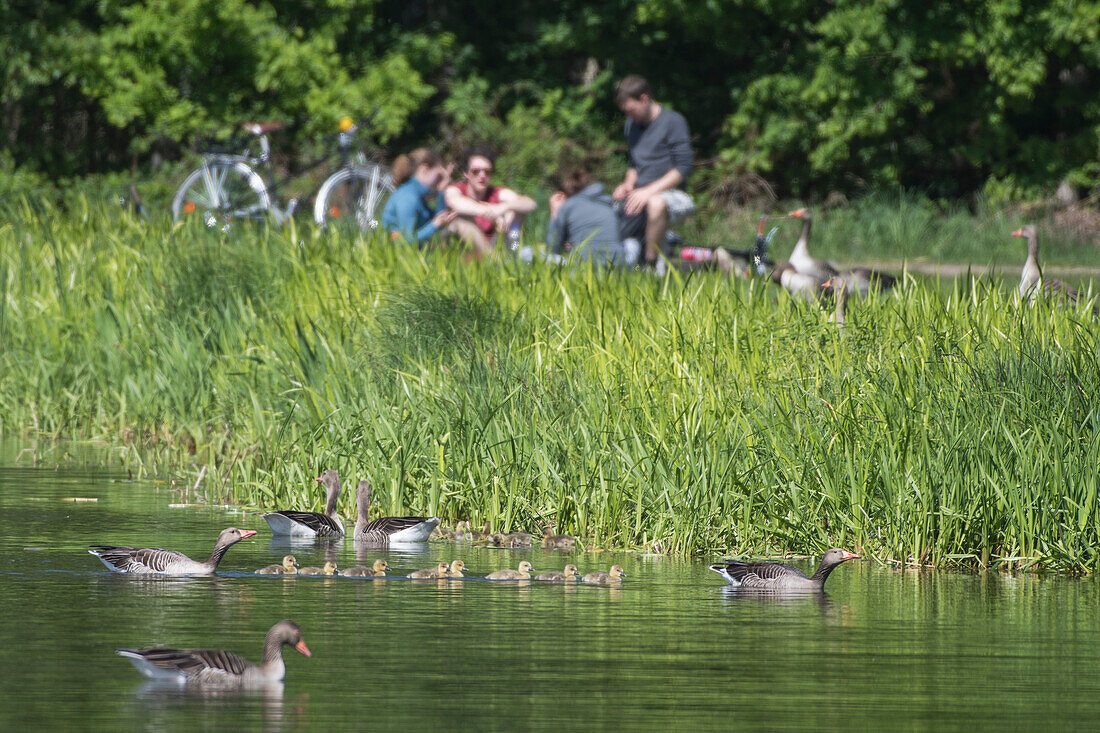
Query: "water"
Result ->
[[3, 442, 1100, 731]]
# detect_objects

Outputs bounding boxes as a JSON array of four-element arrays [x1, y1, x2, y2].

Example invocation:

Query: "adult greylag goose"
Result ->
[[771, 262, 826, 302], [830, 267, 896, 298], [262, 469, 345, 538], [89, 527, 256, 575], [255, 555, 298, 575], [354, 481, 440, 544], [342, 559, 388, 577], [582, 564, 625, 585], [709, 548, 859, 590], [535, 564, 581, 581], [485, 561, 534, 580], [408, 562, 449, 579], [1012, 225, 1090, 309], [116, 620, 310, 686], [445, 560, 467, 578], [542, 529, 576, 550], [787, 209, 838, 281], [297, 561, 338, 576]]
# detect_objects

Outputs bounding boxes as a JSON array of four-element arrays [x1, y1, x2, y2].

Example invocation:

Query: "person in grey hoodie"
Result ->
[[546, 169, 638, 267]]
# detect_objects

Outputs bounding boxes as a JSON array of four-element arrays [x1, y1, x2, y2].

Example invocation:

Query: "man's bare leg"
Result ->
[[448, 217, 494, 258], [644, 195, 669, 262]]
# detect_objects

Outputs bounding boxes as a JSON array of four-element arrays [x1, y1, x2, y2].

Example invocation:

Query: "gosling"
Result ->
[[535, 564, 581, 582], [485, 561, 534, 580], [582, 564, 625, 585], [342, 559, 389, 577], [255, 555, 298, 575], [408, 562, 449, 579], [298, 561, 339, 576], [446, 560, 467, 578], [541, 529, 576, 551]]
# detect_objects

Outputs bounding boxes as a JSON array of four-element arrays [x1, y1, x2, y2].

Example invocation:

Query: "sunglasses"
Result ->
[[467, 167, 493, 176]]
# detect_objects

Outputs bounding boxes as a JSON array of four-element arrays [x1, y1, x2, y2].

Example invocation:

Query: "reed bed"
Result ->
[[2, 197, 1098, 571]]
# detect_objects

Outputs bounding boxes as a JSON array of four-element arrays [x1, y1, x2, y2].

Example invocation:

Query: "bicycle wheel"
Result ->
[[313, 164, 394, 233], [171, 159, 271, 226]]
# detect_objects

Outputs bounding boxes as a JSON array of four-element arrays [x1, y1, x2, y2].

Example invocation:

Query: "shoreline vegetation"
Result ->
[[1, 197, 1099, 573]]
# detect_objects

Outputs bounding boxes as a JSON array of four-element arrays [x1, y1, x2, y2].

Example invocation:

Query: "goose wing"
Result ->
[[724, 560, 808, 588], [356, 516, 435, 542], [264, 510, 343, 537], [90, 546, 189, 573], [117, 647, 250, 678]]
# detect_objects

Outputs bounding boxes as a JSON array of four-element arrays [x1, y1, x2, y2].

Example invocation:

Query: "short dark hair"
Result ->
[[462, 143, 497, 171], [615, 75, 650, 104], [555, 169, 593, 197]]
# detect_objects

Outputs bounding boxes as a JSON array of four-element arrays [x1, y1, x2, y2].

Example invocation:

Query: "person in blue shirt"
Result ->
[[381, 148, 456, 246]]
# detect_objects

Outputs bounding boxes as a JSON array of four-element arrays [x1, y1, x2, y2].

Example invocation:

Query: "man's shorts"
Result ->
[[619, 189, 695, 241]]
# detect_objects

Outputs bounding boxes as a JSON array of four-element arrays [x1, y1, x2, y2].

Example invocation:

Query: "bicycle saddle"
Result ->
[[241, 121, 284, 135]]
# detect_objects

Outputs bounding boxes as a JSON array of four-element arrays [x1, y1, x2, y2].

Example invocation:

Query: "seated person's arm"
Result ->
[[647, 119, 693, 195], [495, 188, 537, 214], [546, 192, 569, 254], [444, 184, 496, 218], [642, 167, 684, 196], [613, 168, 638, 200]]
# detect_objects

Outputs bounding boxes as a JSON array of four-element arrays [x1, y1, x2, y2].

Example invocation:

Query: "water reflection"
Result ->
[[131, 680, 304, 732]]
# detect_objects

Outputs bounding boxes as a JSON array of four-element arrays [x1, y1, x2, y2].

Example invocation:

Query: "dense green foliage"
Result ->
[[3, 0, 1100, 199], [2, 202, 1098, 570]]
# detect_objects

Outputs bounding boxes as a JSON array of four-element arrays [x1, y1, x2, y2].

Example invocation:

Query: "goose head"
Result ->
[[608, 564, 626, 579], [517, 561, 534, 573], [372, 559, 389, 573], [322, 561, 338, 576], [563, 564, 580, 578], [269, 620, 311, 658], [216, 527, 257, 548], [788, 208, 811, 221], [281, 555, 298, 572]]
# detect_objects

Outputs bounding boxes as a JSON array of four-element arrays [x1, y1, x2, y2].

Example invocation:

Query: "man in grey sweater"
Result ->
[[546, 169, 637, 267], [612, 75, 695, 266]]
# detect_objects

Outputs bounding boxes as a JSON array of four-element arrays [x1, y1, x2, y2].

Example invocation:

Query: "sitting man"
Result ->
[[444, 144, 537, 257], [546, 169, 637, 267], [612, 75, 695, 267]]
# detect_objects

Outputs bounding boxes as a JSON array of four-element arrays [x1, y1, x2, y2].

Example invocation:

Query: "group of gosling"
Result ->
[[255, 556, 625, 585]]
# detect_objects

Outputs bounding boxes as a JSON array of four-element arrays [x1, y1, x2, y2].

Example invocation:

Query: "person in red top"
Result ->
[[444, 144, 537, 257]]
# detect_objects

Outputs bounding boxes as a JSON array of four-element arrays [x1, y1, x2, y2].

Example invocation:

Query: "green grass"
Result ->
[[1, 195, 1099, 572]]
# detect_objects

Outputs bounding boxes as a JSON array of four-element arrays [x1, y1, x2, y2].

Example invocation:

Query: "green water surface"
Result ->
[[2, 442, 1099, 731]]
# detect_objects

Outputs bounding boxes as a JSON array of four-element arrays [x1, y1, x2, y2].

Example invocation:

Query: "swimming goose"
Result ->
[[485, 561, 534, 580], [297, 561, 338, 576], [582, 564, 625, 585], [771, 261, 826, 301], [354, 481, 440, 544], [542, 529, 576, 550], [787, 209, 838, 281], [342, 559, 389, 577], [1012, 225, 1091, 309], [89, 527, 256, 575], [408, 562, 450, 579], [255, 555, 298, 575], [262, 469, 345, 538], [535, 564, 581, 581], [116, 620, 310, 686], [446, 560, 467, 578], [709, 548, 859, 590]]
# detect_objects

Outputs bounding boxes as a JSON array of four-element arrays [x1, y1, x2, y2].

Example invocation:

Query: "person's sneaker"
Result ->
[[654, 257, 668, 277]]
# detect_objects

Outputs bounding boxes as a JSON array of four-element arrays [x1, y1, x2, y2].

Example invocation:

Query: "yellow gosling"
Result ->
[[255, 555, 298, 575], [485, 561, 534, 580]]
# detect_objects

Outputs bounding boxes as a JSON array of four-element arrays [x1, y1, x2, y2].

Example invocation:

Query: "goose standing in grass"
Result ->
[[408, 562, 450, 579], [821, 278, 848, 327], [255, 555, 298, 575], [771, 262, 826, 302], [582, 564, 626, 585], [298, 561, 338, 576], [709, 548, 859, 590], [830, 267, 897, 298], [535, 564, 581, 582], [445, 560, 467, 578], [89, 527, 256, 575], [787, 209, 838, 281], [1012, 225, 1091, 309], [354, 481, 440, 544], [262, 469, 345, 538], [485, 561, 534, 580], [542, 529, 576, 550], [116, 620, 310, 686], [342, 559, 389, 577]]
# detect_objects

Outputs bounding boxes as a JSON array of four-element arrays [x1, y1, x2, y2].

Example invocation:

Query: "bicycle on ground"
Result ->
[[171, 115, 394, 233]]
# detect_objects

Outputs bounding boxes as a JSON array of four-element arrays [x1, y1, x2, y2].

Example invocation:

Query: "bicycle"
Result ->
[[171, 116, 394, 233]]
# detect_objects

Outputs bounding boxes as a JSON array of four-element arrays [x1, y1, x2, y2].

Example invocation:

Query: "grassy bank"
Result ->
[[1, 197, 1099, 571]]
